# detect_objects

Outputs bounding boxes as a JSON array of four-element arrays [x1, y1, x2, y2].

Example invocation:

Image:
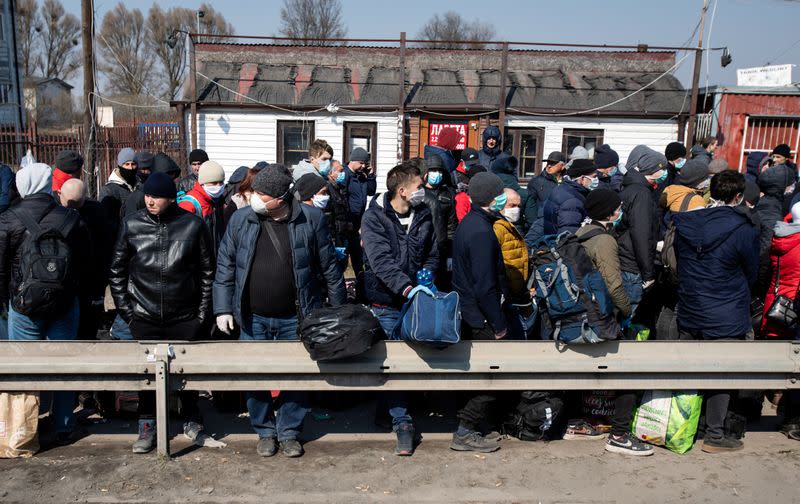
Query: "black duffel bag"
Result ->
[[299, 304, 382, 362]]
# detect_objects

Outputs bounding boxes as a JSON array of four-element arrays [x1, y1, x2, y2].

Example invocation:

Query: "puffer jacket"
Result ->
[[525, 170, 560, 246], [478, 125, 509, 170], [659, 185, 705, 213], [762, 219, 800, 338], [213, 199, 346, 325], [756, 164, 796, 287], [491, 156, 536, 233], [541, 179, 589, 236], [0, 193, 91, 310], [492, 217, 528, 302], [617, 169, 659, 281], [360, 193, 439, 308], [109, 204, 215, 325], [576, 222, 631, 317], [326, 180, 354, 248], [422, 184, 457, 259]]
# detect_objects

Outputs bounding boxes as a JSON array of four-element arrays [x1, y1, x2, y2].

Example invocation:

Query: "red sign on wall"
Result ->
[[429, 122, 467, 150]]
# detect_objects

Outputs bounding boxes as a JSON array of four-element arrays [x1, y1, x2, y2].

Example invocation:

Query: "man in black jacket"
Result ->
[[0, 162, 90, 445], [451, 171, 509, 453], [420, 156, 456, 289], [109, 172, 216, 454]]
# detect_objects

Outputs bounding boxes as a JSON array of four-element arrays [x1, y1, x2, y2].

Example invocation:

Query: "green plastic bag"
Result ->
[[631, 390, 702, 454]]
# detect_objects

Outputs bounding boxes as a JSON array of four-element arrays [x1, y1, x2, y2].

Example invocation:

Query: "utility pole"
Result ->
[[685, 0, 709, 150], [81, 0, 97, 197]]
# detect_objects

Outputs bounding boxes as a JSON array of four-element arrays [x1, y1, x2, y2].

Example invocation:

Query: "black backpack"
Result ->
[[299, 304, 382, 361], [10, 207, 79, 318], [502, 391, 564, 441]]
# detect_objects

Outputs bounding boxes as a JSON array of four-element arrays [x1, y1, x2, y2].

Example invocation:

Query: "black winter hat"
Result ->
[[468, 172, 505, 207], [252, 163, 293, 197], [189, 149, 209, 164], [55, 150, 83, 174], [153, 153, 181, 176], [461, 148, 480, 166], [349, 147, 370, 163], [295, 173, 327, 200], [134, 151, 155, 170], [677, 159, 709, 187], [426, 155, 445, 172], [743, 179, 760, 206], [585, 188, 622, 221], [594, 144, 619, 169], [142, 172, 177, 199], [773, 144, 792, 158], [664, 142, 687, 162], [467, 164, 487, 178], [566, 158, 597, 178], [545, 151, 566, 164]]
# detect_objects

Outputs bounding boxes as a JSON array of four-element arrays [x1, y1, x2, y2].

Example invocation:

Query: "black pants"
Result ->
[[129, 317, 204, 422], [611, 392, 637, 437], [456, 323, 499, 430]]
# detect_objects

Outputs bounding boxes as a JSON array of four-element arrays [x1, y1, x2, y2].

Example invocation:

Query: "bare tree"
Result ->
[[417, 11, 495, 49], [146, 6, 195, 100], [196, 2, 234, 43], [15, 0, 41, 76], [279, 0, 347, 45], [98, 3, 156, 97], [36, 0, 81, 79]]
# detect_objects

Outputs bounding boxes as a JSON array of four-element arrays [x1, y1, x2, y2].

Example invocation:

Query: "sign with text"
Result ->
[[737, 64, 794, 87], [428, 122, 467, 150]]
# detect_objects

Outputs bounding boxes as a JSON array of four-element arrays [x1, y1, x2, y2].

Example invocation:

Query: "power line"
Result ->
[[765, 37, 800, 66]]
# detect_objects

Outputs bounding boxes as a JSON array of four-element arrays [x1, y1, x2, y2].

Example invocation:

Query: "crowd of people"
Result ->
[[0, 126, 798, 460]]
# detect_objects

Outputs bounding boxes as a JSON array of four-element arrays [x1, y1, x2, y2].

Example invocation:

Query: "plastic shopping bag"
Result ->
[[632, 390, 702, 454]]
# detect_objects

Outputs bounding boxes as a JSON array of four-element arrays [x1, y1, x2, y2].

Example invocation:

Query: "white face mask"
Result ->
[[250, 193, 268, 215], [203, 183, 224, 199], [503, 207, 521, 223], [408, 187, 425, 206], [312, 193, 330, 209]]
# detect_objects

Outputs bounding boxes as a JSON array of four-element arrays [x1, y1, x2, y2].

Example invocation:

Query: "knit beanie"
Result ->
[[349, 147, 369, 163], [585, 188, 622, 221], [189, 149, 209, 164], [773, 144, 792, 158], [55, 150, 83, 174], [252, 164, 293, 197], [566, 158, 597, 178], [253, 161, 268, 171], [743, 180, 760, 207], [468, 172, 505, 207], [664, 142, 687, 162], [198, 160, 225, 185], [17, 163, 53, 198], [153, 153, 181, 176], [677, 159, 709, 187], [117, 148, 136, 167], [134, 151, 155, 170], [708, 158, 729, 175], [594, 144, 619, 169], [142, 172, 177, 199], [626, 145, 667, 175], [295, 173, 327, 200]]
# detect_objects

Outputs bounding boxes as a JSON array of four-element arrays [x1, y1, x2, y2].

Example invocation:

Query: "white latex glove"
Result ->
[[216, 314, 234, 335], [656, 240, 664, 253]]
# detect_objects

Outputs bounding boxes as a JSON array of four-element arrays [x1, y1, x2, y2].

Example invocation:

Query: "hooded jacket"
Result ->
[[360, 193, 439, 308], [493, 216, 529, 302], [756, 164, 795, 265], [525, 170, 560, 246], [292, 159, 323, 181], [617, 169, 659, 281], [659, 185, 705, 213], [478, 125, 509, 170], [762, 219, 800, 338], [746, 152, 768, 184], [344, 165, 377, 226], [690, 144, 712, 166], [673, 206, 759, 338], [422, 184, 457, 259], [541, 179, 589, 237]]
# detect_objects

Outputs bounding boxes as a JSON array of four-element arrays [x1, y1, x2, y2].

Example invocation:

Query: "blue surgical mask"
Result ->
[[612, 210, 624, 228], [427, 171, 443, 186], [675, 158, 686, 170], [654, 170, 668, 184], [335, 171, 346, 185], [318, 159, 331, 176], [587, 176, 600, 191], [491, 193, 508, 212], [607, 166, 618, 177]]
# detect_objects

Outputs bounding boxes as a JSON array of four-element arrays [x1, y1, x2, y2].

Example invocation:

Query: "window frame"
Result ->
[[343, 121, 378, 165], [504, 127, 545, 179], [561, 128, 604, 157], [277, 120, 315, 166]]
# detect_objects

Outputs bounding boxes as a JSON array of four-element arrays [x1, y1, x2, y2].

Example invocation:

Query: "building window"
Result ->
[[562, 129, 604, 157], [277, 120, 314, 167], [504, 128, 544, 178], [0, 84, 11, 104], [343, 122, 377, 164]]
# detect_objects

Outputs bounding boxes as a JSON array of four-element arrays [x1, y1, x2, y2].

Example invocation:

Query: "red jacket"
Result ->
[[762, 218, 800, 338], [178, 182, 215, 217]]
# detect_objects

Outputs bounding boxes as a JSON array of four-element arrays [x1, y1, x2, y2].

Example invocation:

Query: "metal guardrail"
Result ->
[[1, 340, 799, 456]]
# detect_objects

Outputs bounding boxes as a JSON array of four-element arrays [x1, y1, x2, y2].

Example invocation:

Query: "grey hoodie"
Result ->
[[292, 159, 322, 181]]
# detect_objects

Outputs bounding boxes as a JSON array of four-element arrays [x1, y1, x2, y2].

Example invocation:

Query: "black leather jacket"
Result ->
[[423, 185, 457, 258], [109, 204, 214, 325]]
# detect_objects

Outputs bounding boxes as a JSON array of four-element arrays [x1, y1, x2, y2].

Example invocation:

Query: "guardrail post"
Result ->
[[153, 344, 173, 457]]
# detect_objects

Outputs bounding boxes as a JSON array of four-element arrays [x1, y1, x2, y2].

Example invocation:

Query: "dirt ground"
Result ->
[[1, 396, 799, 504]]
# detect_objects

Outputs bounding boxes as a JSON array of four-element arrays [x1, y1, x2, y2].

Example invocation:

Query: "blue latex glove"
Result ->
[[416, 268, 434, 286], [407, 285, 434, 299], [334, 247, 348, 261]]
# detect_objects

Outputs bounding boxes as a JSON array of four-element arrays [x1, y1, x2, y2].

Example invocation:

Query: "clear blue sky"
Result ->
[[61, 0, 800, 91]]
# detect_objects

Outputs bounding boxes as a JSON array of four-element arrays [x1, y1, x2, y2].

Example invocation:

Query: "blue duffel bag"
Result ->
[[393, 290, 461, 345]]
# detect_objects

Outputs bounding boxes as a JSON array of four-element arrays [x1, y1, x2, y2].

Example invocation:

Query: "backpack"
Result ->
[[10, 207, 78, 318], [176, 192, 202, 217], [299, 304, 382, 362], [502, 391, 564, 441], [661, 193, 695, 285], [394, 290, 461, 346], [530, 231, 617, 344]]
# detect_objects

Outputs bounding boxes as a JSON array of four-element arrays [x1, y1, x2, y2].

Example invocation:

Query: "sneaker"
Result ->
[[450, 431, 500, 453], [280, 439, 304, 458], [183, 421, 205, 442], [482, 430, 503, 443], [605, 433, 654, 456], [394, 423, 415, 456], [779, 417, 800, 437], [563, 419, 608, 440], [256, 437, 277, 457], [701, 436, 743, 453], [132, 419, 156, 454]]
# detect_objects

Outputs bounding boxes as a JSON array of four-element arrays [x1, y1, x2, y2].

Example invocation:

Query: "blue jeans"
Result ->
[[9, 299, 79, 434], [110, 314, 133, 340], [240, 313, 308, 441], [371, 306, 412, 430], [621, 271, 643, 321]]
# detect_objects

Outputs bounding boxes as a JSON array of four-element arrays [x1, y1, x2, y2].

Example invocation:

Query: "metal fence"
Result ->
[[1, 340, 798, 456]]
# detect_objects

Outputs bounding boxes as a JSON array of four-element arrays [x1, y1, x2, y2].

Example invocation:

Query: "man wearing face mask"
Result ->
[[493, 188, 531, 339], [659, 160, 708, 213], [525, 152, 566, 247], [664, 142, 687, 187], [324, 161, 354, 265], [100, 148, 139, 229], [541, 158, 598, 237], [295, 172, 330, 210], [292, 139, 333, 181], [121, 151, 155, 217], [594, 145, 624, 193], [214, 164, 346, 459], [420, 156, 457, 288], [178, 160, 227, 250], [360, 162, 438, 456]]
